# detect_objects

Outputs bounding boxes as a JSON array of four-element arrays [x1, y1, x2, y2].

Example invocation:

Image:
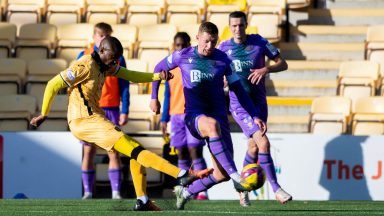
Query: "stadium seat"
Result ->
[[5, 0, 45, 30], [166, 0, 205, 27], [15, 23, 57, 62], [86, 0, 125, 24], [247, 0, 286, 17], [337, 61, 380, 104], [139, 49, 169, 72], [56, 23, 93, 64], [0, 22, 17, 58], [36, 95, 68, 131], [177, 24, 200, 45], [0, 58, 27, 94], [137, 24, 177, 54], [46, 0, 84, 26], [126, 0, 164, 26], [309, 96, 351, 134], [207, 13, 232, 34], [287, 0, 311, 9], [25, 59, 67, 110], [0, 94, 36, 131], [352, 96, 384, 135], [248, 13, 281, 43], [365, 25, 384, 94], [111, 24, 137, 59], [128, 94, 158, 130]]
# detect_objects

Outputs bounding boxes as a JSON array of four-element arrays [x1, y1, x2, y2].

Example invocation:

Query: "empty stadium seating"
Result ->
[[352, 96, 384, 135], [0, 94, 36, 131], [0, 22, 17, 58], [309, 96, 351, 134], [46, 0, 84, 25], [0, 58, 27, 94]]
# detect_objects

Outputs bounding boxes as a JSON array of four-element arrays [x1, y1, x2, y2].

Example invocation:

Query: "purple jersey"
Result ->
[[153, 46, 250, 117], [219, 34, 279, 121]]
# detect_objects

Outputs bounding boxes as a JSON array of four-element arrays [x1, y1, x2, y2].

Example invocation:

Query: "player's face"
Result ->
[[93, 28, 107, 48], [229, 17, 247, 41], [99, 44, 119, 72], [196, 32, 218, 57], [173, 37, 189, 51]]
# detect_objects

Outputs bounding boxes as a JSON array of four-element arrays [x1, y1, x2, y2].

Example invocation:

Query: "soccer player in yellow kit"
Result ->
[[30, 36, 212, 211]]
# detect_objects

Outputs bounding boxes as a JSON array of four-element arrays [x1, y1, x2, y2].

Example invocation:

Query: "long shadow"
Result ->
[[319, 135, 372, 200]]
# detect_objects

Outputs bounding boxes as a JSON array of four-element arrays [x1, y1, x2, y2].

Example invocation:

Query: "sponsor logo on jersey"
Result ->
[[190, 70, 214, 83], [230, 60, 253, 72], [66, 69, 75, 81]]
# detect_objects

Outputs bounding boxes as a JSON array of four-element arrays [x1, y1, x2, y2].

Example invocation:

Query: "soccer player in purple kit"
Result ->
[[218, 11, 292, 206], [161, 32, 209, 200], [150, 22, 267, 210]]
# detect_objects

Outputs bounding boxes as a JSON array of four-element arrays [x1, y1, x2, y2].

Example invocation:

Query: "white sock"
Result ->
[[112, 191, 120, 198], [230, 173, 241, 183], [177, 169, 187, 177], [182, 188, 191, 199], [138, 195, 149, 204]]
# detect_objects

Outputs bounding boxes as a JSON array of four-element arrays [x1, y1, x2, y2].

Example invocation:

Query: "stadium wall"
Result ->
[[0, 132, 383, 200]]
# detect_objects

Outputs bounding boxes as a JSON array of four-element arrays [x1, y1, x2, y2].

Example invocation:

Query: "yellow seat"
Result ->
[[137, 24, 177, 55], [46, 0, 84, 25], [248, 13, 281, 43], [337, 61, 380, 104], [0, 58, 27, 94], [5, 0, 45, 31], [56, 23, 93, 64], [178, 24, 200, 46], [352, 96, 384, 135], [166, 0, 205, 27], [86, 0, 125, 24], [365, 25, 384, 94], [0, 22, 17, 58], [126, 59, 149, 94], [111, 24, 137, 59], [0, 94, 36, 131], [126, 0, 165, 26], [127, 94, 159, 130], [15, 23, 57, 63], [309, 96, 351, 134], [37, 95, 69, 131]]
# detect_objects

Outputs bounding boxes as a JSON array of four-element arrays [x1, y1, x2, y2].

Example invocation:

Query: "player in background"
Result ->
[[218, 11, 292, 206], [77, 22, 128, 200], [150, 22, 266, 210], [161, 32, 209, 200], [30, 36, 212, 211]]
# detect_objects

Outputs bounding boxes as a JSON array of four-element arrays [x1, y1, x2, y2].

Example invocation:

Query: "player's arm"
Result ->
[[248, 40, 288, 84], [150, 53, 178, 114], [30, 74, 67, 128], [114, 67, 171, 83], [160, 81, 171, 136], [227, 73, 267, 135]]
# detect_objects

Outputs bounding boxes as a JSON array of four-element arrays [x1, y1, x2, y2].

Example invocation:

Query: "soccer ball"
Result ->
[[240, 163, 266, 191]]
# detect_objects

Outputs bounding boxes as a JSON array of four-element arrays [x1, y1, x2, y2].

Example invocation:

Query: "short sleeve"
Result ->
[[165, 50, 182, 70], [262, 37, 280, 59], [60, 56, 90, 87]]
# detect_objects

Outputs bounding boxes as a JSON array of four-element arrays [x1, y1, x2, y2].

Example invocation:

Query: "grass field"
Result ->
[[0, 199, 383, 216]]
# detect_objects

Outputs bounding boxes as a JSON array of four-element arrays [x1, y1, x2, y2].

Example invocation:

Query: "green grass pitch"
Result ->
[[0, 199, 383, 216]]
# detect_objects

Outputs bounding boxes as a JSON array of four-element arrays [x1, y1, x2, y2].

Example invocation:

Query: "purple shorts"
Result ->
[[170, 114, 205, 149], [80, 108, 120, 145], [231, 107, 261, 138], [185, 113, 234, 155]]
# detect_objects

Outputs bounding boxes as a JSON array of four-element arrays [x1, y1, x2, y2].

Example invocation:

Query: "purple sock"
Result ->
[[209, 137, 237, 175], [178, 159, 192, 171], [187, 174, 218, 195], [108, 169, 121, 192], [259, 153, 280, 192], [82, 170, 95, 193], [192, 158, 207, 170], [243, 152, 257, 167]]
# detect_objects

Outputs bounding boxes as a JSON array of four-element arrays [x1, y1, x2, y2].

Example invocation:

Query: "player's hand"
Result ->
[[29, 115, 47, 130], [119, 113, 128, 126], [159, 70, 174, 81], [248, 67, 269, 85], [150, 99, 161, 114], [253, 117, 267, 136], [160, 122, 168, 137]]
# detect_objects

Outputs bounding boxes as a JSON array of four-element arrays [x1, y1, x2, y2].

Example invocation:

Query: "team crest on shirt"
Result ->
[[188, 57, 193, 63], [227, 50, 232, 55], [66, 69, 75, 81]]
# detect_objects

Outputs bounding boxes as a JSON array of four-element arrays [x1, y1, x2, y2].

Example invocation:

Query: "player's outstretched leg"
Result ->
[[254, 133, 292, 204], [113, 135, 212, 185]]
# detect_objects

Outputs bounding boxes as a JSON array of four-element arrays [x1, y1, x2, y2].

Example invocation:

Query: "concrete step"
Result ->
[[290, 25, 367, 42], [266, 79, 337, 97], [270, 60, 340, 80], [268, 115, 309, 133], [278, 42, 365, 60], [325, 0, 384, 8], [302, 8, 384, 25]]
